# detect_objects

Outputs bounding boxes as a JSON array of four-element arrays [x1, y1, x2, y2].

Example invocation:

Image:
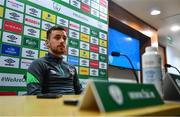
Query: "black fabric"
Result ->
[[26, 52, 82, 95]]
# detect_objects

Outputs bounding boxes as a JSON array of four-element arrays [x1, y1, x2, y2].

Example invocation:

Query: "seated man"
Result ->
[[26, 26, 82, 95]]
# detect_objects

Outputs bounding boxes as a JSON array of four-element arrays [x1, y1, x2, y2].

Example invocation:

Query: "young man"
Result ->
[[26, 26, 82, 95]]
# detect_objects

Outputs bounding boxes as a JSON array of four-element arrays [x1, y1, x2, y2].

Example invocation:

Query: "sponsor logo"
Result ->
[[40, 40, 48, 51], [90, 52, 99, 60], [100, 12, 107, 21], [20, 59, 33, 69], [99, 62, 107, 69], [24, 26, 40, 38], [79, 67, 89, 75], [91, 30, 98, 36], [5, 9, 24, 23], [0, 7, 3, 17], [90, 68, 98, 76], [57, 16, 68, 27], [91, 8, 99, 17], [39, 51, 47, 58], [109, 85, 123, 105], [53, 2, 61, 12], [22, 48, 38, 59], [90, 36, 99, 45], [91, 1, 99, 10], [80, 33, 89, 42], [69, 29, 79, 39], [42, 11, 56, 23], [0, 0, 5, 6], [90, 44, 99, 53], [81, 0, 90, 6], [100, 0, 108, 8], [2, 31, 21, 45], [41, 30, 47, 40], [69, 21, 80, 31], [68, 56, 79, 65], [26, 5, 41, 18], [42, 20, 55, 31], [69, 39, 79, 48], [80, 41, 89, 50], [0, 56, 19, 68], [25, 15, 40, 28], [23, 37, 39, 49], [81, 3, 90, 13], [90, 60, 99, 68], [68, 47, 79, 56], [4, 58, 15, 66], [4, 20, 23, 34], [99, 47, 107, 55], [100, 39, 107, 47], [99, 54, 106, 62], [100, 5, 108, 14], [1, 44, 20, 56], [0, 73, 25, 87], [99, 32, 107, 40], [80, 50, 89, 58], [70, 0, 80, 9], [80, 58, 89, 67], [6, 0, 24, 12], [81, 25, 90, 34]]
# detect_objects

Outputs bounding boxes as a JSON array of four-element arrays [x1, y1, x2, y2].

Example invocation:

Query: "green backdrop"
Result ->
[[0, 0, 108, 95]]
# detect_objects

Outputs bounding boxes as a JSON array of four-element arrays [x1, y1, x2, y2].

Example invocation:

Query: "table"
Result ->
[[0, 95, 180, 116]]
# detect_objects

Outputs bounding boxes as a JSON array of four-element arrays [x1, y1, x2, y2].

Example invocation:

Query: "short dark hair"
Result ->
[[46, 25, 65, 39]]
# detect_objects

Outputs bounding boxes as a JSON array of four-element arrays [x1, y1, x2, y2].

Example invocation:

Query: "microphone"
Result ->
[[164, 64, 180, 74], [111, 51, 139, 83]]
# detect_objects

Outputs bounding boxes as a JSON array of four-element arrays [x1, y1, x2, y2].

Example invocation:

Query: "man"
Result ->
[[26, 26, 82, 95]]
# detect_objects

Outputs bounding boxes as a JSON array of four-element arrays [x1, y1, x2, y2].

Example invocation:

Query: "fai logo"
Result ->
[[53, 2, 61, 12], [4, 58, 15, 66], [109, 85, 124, 105]]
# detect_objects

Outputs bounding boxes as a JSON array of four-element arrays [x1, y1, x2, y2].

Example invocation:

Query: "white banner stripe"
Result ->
[[27, 0, 108, 32]]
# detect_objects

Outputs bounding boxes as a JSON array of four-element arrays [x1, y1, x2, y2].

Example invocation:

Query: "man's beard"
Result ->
[[51, 45, 67, 56]]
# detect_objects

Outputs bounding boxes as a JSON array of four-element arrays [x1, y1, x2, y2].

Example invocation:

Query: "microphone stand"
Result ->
[[111, 51, 139, 84], [121, 54, 139, 84], [165, 64, 180, 75]]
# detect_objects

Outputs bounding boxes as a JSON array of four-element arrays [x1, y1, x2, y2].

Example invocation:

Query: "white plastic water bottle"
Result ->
[[142, 46, 163, 96]]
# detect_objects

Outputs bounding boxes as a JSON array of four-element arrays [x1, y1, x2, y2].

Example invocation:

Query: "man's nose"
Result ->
[[59, 38, 65, 43]]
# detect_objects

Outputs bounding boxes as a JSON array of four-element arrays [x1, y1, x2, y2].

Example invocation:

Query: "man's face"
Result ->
[[46, 30, 67, 56]]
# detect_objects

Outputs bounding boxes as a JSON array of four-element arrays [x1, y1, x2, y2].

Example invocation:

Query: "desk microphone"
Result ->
[[111, 51, 139, 83], [164, 64, 180, 74]]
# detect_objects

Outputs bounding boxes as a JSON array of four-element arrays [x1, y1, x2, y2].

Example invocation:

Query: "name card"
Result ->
[[79, 80, 164, 112]]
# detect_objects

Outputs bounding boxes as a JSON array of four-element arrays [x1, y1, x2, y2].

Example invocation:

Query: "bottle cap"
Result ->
[[145, 46, 157, 52]]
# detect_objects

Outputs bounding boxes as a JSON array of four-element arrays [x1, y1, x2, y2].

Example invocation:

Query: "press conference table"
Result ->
[[0, 95, 180, 116]]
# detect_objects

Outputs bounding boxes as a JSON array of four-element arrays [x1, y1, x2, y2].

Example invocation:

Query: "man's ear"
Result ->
[[45, 39, 50, 48]]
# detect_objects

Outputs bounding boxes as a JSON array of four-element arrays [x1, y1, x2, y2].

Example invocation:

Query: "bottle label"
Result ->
[[143, 67, 162, 82], [143, 67, 163, 96]]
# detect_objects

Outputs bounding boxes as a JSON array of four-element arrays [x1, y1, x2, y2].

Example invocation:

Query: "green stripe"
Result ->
[[26, 72, 39, 84]]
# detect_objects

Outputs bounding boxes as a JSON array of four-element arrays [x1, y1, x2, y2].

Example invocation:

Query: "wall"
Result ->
[[109, 0, 158, 47], [166, 46, 180, 75], [108, 0, 156, 82]]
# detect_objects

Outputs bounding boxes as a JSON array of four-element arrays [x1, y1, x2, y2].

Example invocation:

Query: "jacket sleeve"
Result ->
[[73, 68, 83, 94], [26, 59, 47, 95]]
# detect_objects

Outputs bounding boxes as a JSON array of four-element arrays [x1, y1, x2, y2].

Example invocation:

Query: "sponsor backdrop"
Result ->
[[0, 0, 108, 95]]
